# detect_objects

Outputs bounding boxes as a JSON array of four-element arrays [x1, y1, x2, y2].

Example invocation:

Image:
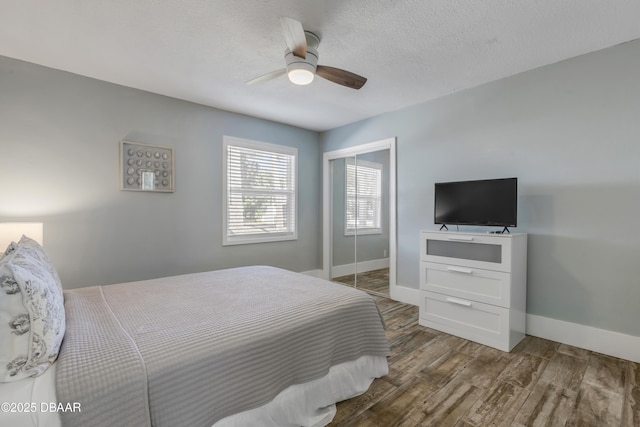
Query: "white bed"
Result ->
[[1, 236, 389, 427], [0, 354, 387, 427]]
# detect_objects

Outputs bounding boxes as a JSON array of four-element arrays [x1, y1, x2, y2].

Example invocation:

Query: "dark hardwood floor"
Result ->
[[329, 294, 640, 427], [333, 268, 390, 297]]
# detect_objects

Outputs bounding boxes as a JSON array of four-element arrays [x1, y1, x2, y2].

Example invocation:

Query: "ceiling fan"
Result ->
[[247, 17, 367, 90]]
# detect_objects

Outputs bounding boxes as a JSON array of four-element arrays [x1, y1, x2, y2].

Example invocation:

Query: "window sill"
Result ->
[[223, 234, 298, 246]]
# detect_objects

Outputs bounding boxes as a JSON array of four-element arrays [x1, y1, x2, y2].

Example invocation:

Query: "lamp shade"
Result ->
[[0, 222, 44, 250]]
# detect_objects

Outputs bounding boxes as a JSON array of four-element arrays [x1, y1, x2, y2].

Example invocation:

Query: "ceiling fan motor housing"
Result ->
[[285, 46, 318, 72], [284, 31, 320, 85]]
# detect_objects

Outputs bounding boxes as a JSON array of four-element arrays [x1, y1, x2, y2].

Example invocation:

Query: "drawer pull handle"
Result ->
[[447, 266, 473, 274], [447, 235, 474, 241], [446, 297, 472, 307]]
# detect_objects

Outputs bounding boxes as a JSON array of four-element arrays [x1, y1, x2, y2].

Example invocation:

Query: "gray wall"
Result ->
[[0, 56, 321, 288], [321, 40, 640, 336], [3, 37, 639, 338]]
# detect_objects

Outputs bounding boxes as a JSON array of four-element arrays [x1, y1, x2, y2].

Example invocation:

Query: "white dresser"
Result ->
[[418, 230, 527, 352]]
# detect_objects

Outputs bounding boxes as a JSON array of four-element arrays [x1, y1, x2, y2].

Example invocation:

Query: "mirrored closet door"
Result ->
[[330, 156, 357, 286], [328, 148, 392, 297]]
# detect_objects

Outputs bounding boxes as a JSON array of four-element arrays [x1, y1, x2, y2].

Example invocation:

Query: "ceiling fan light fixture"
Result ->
[[285, 47, 318, 86], [288, 67, 315, 85], [248, 21, 366, 90]]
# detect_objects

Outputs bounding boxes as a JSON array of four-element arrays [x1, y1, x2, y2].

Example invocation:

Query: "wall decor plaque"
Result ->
[[120, 141, 174, 192]]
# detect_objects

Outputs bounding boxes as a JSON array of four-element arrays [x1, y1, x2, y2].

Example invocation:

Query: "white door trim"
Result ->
[[322, 138, 397, 296]]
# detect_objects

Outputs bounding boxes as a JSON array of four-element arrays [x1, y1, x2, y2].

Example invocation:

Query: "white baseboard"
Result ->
[[390, 284, 420, 307], [331, 258, 389, 278], [526, 314, 640, 363], [300, 269, 325, 278]]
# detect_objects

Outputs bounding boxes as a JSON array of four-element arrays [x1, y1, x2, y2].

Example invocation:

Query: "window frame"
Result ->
[[344, 157, 383, 236], [222, 136, 298, 246]]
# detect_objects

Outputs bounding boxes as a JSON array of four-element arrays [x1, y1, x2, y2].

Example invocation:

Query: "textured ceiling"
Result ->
[[2, 1, 640, 131]]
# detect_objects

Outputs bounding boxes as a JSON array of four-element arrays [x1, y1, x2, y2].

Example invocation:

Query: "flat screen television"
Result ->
[[434, 178, 517, 229]]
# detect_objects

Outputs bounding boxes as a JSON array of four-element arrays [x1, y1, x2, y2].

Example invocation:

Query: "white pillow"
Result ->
[[1, 241, 18, 261], [0, 236, 65, 382], [15, 236, 62, 291]]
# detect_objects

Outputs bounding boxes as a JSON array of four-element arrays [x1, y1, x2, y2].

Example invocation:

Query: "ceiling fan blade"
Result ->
[[316, 65, 367, 90], [280, 17, 307, 58], [246, 69, 287, 85]]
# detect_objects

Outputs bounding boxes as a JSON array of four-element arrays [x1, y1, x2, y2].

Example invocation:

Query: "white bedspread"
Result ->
[[0, 355, 386, 427], [56, 266, 390, 426]]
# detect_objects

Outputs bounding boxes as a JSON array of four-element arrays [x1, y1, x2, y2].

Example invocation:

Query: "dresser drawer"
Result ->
[[420, 261, 511, 307], [421, 232, 513, 272], [419, 291, 517, 351]]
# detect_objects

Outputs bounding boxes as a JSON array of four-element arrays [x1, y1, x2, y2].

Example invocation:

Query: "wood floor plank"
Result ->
[[557, 343, 591, 360], [622, 362, 640, 426], [388, 328, 438, 363], [537, 352, 588, 393], [330, 293, 637, 426], [511, 382, 577, 427], [463, 380, 530, 426], [498, 352, 548, 390], [622, 385, 639, 426], [352, 374, 440, 427], [333, 268, 390, 297], [582, 353, 627, 396], [420, 350, 473, 389], [513, 335, 560, 360], [452, 346, 512, 389], [387, 333, 467, 388], [455, 340, 487, 358], [631, 361, 640, 386], [384, 305, 420, 331], [408, 378, 485, 426], [373, 295, 407, 315], [332, 378, 397, 425], [566, 384, 623, 426], [385, 322, 423, 346]]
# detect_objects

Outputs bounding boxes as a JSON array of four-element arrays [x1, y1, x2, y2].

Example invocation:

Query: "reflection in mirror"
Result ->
[[330, 156, 356, 287], [351, 150, 390, 296], [330, 150, 390, 297]]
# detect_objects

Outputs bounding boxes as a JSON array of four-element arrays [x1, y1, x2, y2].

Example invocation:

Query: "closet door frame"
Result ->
[[322, 137, 397, 296]]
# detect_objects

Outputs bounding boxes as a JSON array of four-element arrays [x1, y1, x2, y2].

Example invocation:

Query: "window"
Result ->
[[345, 158, 382, 235], [223, 136, 297, 245]]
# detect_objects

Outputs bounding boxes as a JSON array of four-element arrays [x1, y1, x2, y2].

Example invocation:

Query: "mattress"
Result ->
[[55, 266, 390, 426]]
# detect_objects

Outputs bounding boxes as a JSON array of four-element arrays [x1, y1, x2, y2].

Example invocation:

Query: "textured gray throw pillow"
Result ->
[[0, 236, 65, 382]]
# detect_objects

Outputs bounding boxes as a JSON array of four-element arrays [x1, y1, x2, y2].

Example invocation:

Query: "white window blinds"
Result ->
[[223, 137, 297, 245], [345, 158, 382, 235]]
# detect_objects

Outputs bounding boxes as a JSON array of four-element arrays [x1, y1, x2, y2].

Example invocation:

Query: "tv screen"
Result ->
[[434, 178, 517, 227]]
